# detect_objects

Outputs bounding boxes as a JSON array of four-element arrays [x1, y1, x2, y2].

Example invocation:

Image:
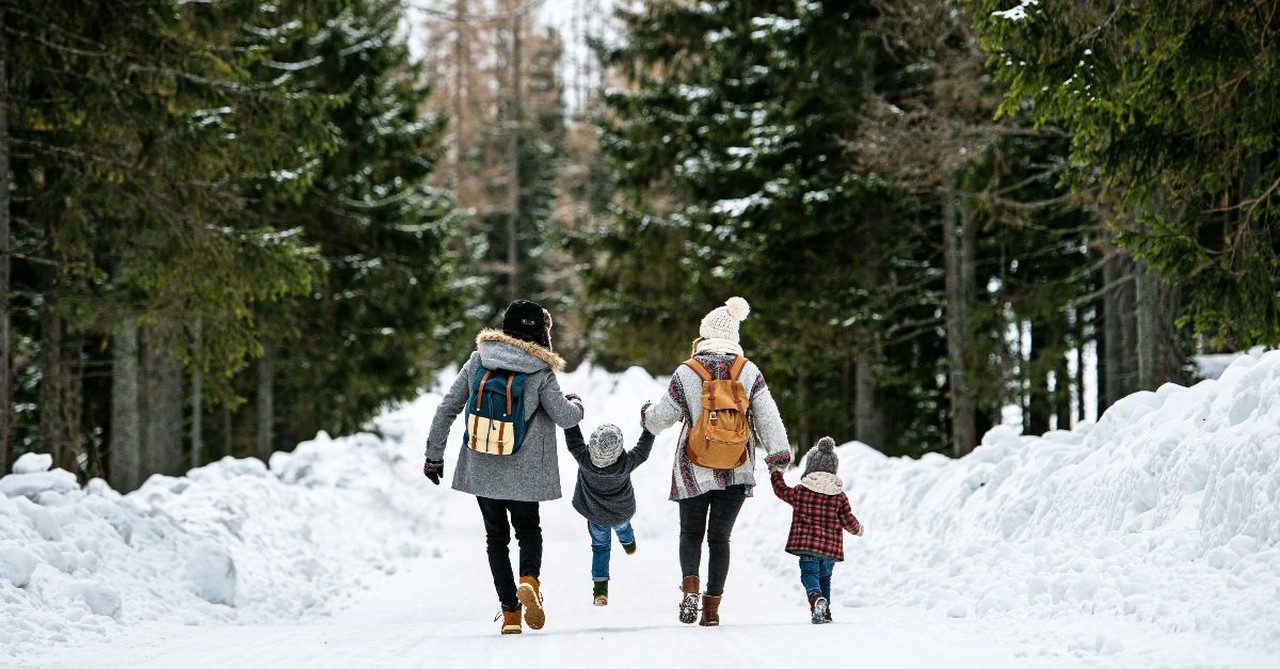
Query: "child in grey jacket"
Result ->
[[563, 421, 654, 605]]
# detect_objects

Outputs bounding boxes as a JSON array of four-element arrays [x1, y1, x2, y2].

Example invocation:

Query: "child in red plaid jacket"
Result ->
[[769, 436, 863, 624]]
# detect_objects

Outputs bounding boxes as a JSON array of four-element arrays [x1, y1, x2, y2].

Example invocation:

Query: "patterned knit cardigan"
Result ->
[[643, 352, 793, 500]]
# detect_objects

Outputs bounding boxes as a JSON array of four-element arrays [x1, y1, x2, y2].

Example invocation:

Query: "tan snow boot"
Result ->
[[517, 576, 545, 630], [498, 607, 522, 635], [699, 594, 721, 627], [678, 575, 700, 624]]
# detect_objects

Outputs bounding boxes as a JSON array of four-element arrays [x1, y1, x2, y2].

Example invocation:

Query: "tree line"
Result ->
[[575, 0, 1277, 458], [0, 0, 473, 487], [4, 0, 1276, 486]]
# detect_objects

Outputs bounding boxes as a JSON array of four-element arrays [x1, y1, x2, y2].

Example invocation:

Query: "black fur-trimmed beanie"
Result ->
[[502, 300, 553, 349]]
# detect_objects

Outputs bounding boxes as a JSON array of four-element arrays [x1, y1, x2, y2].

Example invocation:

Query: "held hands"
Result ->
[[423, 459, 444, 485], [640, 400, 652, 425], [564, 393, 583, 413]]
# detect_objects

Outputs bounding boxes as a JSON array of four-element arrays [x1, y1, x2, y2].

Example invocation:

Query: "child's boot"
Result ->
[[678, 575, 700, 624], [622, 539, 637, 555], [699, 594, 721, 626], [807, 591, 828, 625], [517, 576, 545, 630], [593, 580, 609, 606], [497, 604, 522, 635]]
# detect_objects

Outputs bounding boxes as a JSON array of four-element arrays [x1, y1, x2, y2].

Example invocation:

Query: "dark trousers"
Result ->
[[477, 496, 542, 610], [678, 485, 747, 596]]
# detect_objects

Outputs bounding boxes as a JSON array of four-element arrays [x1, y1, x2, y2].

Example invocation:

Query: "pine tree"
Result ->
[[969, 0, 1280, 347], [596, 0, 953, 454], [237, 0, 470, 455]]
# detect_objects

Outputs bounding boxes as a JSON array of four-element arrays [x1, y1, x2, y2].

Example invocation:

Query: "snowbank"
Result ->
[[737, 350, 1280, 652], [4, 351, 1279, 660], [0, 401, 442, 661]]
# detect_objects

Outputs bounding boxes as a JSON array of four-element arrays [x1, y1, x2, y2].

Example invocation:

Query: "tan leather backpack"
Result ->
[[683, 356, 751, 469]]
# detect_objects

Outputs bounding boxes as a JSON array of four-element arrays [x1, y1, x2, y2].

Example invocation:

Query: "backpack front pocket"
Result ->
[[468, 415, 518, 455]]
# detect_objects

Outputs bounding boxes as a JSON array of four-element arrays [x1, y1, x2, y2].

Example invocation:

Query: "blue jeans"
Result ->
[[798, 555, 835, 602], [587, 520, 635, 582]]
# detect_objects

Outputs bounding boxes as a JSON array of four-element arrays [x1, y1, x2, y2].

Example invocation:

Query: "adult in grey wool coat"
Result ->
[[423, 300, 584, 633]]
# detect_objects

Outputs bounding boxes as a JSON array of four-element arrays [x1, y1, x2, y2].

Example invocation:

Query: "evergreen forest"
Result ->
[[3, 0, 1277, 488]]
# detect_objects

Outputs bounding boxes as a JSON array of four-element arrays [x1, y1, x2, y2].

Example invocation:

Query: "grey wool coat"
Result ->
[[564, 425, 654, 527], [424, 330, 584, 502]]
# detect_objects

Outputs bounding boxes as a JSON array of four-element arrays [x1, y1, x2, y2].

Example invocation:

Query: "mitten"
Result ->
[[423, 459, 445, 485], [640, 400, 653, 425]]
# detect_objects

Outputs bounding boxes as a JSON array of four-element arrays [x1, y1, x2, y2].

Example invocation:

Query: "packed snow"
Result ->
[[5, 353, 1280, 667]]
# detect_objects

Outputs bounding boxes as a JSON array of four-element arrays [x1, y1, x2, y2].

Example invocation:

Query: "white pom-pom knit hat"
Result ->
[[695, 296, 751, 355]]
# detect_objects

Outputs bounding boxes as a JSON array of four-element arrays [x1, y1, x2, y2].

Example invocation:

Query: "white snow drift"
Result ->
[[0, 401, 442, 661], [3, 352, 1279, 662]]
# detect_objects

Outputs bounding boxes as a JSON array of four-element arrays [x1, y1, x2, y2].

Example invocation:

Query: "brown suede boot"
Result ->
[[498, 607, 522, 635], [517, 576, 545, 630], [699, 594, 721, 626], [678, 575, 700, 624]]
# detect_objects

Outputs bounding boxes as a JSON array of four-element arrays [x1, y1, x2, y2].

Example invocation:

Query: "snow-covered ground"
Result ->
[[5, 354, 1280, 668]]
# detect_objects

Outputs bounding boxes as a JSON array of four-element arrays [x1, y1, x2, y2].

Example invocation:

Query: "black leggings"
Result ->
[[678, 485, 747, 596], [476, 496, 542, 610]]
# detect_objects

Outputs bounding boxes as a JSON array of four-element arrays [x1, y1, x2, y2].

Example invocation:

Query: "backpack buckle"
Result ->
[[709, 410, 718, 423]]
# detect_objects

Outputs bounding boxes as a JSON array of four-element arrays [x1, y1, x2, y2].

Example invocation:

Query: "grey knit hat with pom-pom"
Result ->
[[803, 436, 839, 475], [588, 424, 625, 468]]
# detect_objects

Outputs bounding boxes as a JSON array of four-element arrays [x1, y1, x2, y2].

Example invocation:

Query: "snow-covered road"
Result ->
[[12, 356, 1280, 668], [29, 484, 1276, 669]]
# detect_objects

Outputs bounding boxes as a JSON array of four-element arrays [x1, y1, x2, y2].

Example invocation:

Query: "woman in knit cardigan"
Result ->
[[642, 296, 793, 626]]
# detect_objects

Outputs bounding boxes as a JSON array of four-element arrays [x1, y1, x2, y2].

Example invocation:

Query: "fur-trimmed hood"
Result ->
[[476, 329, 566, 372], [800, 471, 844, 495]]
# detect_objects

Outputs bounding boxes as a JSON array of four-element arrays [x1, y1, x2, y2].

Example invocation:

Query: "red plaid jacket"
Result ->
[[770, 470, 862, 561]]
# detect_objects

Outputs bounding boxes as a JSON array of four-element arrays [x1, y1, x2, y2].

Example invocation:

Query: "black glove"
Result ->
[[424, 459, 444, 485]]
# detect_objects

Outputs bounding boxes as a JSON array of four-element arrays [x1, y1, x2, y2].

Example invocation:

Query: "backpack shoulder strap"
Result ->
[[728, 356, 748, 380], [683, 358, 712, 382], [472, 364, 492, 410]]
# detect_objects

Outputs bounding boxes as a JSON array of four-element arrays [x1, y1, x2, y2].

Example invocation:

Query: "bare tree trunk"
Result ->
[[452, 0, 468, 194], [223, 408, 233, 458], [142, 337, 183, 478], [854, 343, 889, 451], [109, 320, 142, 492], [795, 370, 811, 451], [1135, 262, 1180, 390], [1026, 320, 1050, 435], [0, 6, 11, 474], [1102, 252, 1137, 408], [944, 186, 977, 457], [841, 349, 854, 438], [191, 322, 202, 468], [1075, 306, 1087, 424], [505, 7, 523, 301], [256, 340, 274, 462], [40, 294, 81, 473], [1054, 334, 1072, 430]]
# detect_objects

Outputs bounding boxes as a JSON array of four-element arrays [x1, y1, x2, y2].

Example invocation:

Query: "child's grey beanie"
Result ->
[[803, 436, 839, 476], [588, 424, 625, 468]]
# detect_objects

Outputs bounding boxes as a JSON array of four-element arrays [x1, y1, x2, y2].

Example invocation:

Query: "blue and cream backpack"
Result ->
[[463, 364, 535, 455]]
